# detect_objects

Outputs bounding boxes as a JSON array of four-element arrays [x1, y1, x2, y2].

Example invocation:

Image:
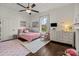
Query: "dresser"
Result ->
[[50, 29, 74, 45]]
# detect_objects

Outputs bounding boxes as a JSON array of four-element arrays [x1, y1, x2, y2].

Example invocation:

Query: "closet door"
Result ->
[[1, 17, 12, 41], [0, 17, 1, 40], [1, 18, 5, 41], [0, 17, 4, 41]]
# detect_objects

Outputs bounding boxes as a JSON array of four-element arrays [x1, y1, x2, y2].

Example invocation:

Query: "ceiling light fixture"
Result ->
[[26, 10, 31, 13]]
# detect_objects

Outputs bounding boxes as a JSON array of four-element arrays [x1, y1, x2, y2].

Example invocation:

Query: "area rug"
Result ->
[[0, 39, 30, 56], [18, 38, 50, 53]]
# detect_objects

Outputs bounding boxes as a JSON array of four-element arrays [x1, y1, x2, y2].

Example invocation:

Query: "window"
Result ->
[[40, 16, 49, 33]]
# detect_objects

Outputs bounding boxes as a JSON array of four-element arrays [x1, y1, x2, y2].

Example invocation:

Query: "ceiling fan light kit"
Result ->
[[26, 10, 31, 13], [17, 3, 39, 15]]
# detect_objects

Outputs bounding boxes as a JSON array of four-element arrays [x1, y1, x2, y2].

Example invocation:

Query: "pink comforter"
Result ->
[[19, 32, 40, 41]]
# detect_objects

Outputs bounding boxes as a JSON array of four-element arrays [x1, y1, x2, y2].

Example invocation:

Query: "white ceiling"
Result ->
[[0, 3, 71, 14]]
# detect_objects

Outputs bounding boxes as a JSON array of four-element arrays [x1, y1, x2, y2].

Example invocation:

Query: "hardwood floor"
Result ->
[[27, 41, 73, 56]]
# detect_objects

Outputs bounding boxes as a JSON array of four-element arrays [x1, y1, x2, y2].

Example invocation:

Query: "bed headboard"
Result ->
[[18, 27, 29, 35]]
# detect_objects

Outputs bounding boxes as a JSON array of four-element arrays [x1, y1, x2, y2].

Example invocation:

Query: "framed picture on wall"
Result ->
[[32, 21, 39, 28], [20, 21, 26, 27]]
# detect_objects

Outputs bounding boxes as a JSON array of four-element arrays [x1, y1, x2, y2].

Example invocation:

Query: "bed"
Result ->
[[18, 27, 41, 42], [18, 32, 41, 42]]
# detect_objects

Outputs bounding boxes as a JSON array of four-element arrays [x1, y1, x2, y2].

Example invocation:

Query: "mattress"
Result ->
[[18, 32, 41, 42]]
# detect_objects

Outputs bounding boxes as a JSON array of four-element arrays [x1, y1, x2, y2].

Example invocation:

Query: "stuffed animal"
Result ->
[[64, 48, 78, 56]]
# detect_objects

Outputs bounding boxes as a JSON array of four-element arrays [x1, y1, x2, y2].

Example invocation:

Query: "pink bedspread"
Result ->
[[19, 32, 40, 41]]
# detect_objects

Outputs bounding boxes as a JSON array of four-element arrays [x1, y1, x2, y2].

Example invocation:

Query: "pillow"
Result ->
[[18, 27, 26, 33], [30, 29, 38, 32], [23, 29, 29, 33]]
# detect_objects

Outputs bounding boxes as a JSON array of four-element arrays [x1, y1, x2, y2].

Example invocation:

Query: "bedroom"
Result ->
[[0, 3, 79, 56]]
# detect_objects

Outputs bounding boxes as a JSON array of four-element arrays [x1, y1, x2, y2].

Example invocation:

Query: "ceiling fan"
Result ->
[[17, 3, 39, 15]]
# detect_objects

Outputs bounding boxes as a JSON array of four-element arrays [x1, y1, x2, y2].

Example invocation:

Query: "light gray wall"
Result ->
[[0, 5, 30, 40], [0, 3, 77, 41], [30, 4, 75, 31]]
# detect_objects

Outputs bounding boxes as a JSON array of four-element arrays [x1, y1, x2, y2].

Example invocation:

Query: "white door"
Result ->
[[1, 17, 13, 41], [0, 18, 1, 40], [75, 29, 79, 53]]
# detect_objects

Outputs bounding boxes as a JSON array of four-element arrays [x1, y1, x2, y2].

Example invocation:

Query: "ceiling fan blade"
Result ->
[[19, 10, 26, 12], [17, 3, 26, 8], [27, 3, 30, 8], [31, 4, 36, 8], [28, 3, 30, 7], [31, 10, 39, 13]]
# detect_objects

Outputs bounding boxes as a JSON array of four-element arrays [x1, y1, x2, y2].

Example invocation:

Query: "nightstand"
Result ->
[[13, 34, 17, 39]]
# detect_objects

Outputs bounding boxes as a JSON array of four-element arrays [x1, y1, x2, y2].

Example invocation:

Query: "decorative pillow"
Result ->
[[65, 48, 78, 56], [30, 29, 39, 32], [23, 29, 29, 33]]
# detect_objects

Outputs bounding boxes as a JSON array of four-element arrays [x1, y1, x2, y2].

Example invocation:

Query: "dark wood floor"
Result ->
[[27, 41, 74, 56]]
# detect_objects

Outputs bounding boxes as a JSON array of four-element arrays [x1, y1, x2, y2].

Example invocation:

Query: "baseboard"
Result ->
[[0, 39, 15, 42], [51, 40, 75, 48]]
